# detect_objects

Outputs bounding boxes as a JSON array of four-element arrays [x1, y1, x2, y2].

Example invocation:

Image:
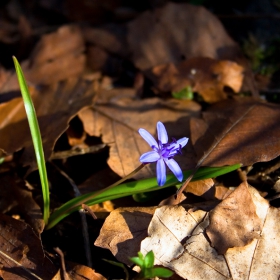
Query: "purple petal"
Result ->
[[139, 128, 158, 148], [176, 137, 188, 148], [140, 151, 160, 163], [156, 158, 166, 186], [168, 137, 189, 156], [157, 122, 168, 144], [164, 158, 183, 182]]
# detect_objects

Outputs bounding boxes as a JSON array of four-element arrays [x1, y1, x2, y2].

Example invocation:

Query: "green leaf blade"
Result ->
[[12, 56, 50, 225], [47, 164, 241, 229]]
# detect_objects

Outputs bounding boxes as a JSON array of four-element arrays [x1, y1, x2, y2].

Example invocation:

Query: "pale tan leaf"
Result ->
[[140, 186, 280, 279]]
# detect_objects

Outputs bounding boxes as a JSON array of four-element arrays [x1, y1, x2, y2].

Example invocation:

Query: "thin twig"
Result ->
[[82, 204, 97, 220], [51, 162, 93, 268], [267, 193, 280, 201], [54, 247, 69, 280]]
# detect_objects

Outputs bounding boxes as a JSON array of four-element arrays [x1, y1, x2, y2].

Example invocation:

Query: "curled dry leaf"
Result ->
[[191, 97, 280, 167], [149, 58, 244, 103], [178, 178, 232, 201], [127, 3, 241, 71], [52, 262, 106, 280], [0, 214, 56, 280], [140, 185, 280, 280], [184, 178, 215, 197], [78, 89, 199, 179], [206, 181, 262, 254], [94, 207, 156, 265]]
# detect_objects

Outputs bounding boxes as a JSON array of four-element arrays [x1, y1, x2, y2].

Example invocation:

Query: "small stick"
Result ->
[[54, 247, 69, 280], [82, 204, 97, 220], [175, 167, 198, 202], [51, 162, 93, 268], [0, 250, 43, 280]]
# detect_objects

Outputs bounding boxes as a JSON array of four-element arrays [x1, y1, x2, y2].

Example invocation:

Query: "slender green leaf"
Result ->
[[46, 164, 241, 229], [13, 57, 50, 224]]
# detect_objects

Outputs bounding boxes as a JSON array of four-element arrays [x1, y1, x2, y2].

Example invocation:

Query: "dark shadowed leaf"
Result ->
[[0, 214, 56, 279], [127, 3, 241, 71], [191, 97, 280, 166]]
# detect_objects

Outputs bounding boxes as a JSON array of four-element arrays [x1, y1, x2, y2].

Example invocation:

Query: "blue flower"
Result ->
[[139, 122, 188, 186]]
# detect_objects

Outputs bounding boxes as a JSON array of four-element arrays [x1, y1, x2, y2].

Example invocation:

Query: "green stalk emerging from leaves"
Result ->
[[13, 57, 50, 224], [46, 163, 241, 229]]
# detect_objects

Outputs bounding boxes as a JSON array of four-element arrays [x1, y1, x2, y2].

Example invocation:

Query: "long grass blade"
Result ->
[[13, 57, 50, 224], [46, 164, 241, 229]]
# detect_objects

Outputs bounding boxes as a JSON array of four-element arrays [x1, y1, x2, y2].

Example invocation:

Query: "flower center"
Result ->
[[154, 139, 182, 159]]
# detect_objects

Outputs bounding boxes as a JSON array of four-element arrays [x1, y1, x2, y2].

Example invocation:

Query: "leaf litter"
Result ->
[[0, 1, 279, 279]]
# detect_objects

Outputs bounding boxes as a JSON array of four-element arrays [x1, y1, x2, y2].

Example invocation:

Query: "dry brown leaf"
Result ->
[[206, 181, 262, 254], [140, 186, 279, 279], [0, 76, 96, 169], [184, 178, 215, 197], [127, 3, 241, 71], [214, 186, 234, 200], [53, 262, 106, 280], [184, 179, 233, 201], [191, 97, 280, 167], [0, 24, 94, 170], [0, 174, 44, 234], [149, 58, 244, 103], [0, 25, 85, 96], [26, 25, 85, 85], [0, 214, 56, 279], [78, 89, 199, 179], [94, 207, 156, 264], [82, 24, 128, 57]]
